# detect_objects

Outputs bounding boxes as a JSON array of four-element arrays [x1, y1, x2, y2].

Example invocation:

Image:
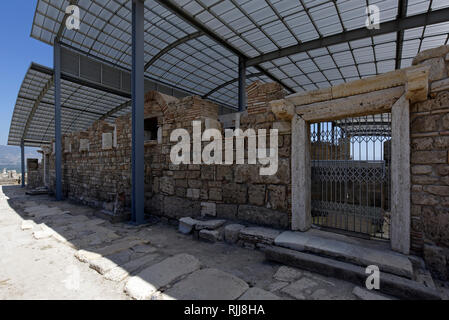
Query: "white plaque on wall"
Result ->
[[102, 132, 113, 150]]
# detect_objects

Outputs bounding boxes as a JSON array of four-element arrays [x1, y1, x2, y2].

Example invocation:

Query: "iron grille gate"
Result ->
[[310, 113, 391, 240]]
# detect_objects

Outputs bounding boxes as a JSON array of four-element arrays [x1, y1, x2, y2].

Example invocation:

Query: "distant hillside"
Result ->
[[0, 145, 41, 172]]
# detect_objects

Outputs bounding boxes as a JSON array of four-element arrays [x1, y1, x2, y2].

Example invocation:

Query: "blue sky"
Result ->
[[0, 1, 52, 147]]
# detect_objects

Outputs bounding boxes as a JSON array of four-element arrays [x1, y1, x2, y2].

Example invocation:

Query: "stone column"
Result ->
[[291, 114, 311, 231], [391, 94, 411, 254]]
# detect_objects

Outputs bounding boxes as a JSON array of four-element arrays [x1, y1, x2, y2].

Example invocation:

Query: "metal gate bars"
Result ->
[[310, 113, 391, 240]]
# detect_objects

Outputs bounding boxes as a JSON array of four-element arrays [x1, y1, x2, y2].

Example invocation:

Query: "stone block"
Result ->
[[419, 57, 447, 81], [124, 254, 201, 300], [216, 166, 233, 181], [239, 226, 281, 245], [195, 219, 226, 230], [208, 188, 222, 201], [248, 184, 266, 206], [160, 176, 175, 195], [199, 229, 222, 242], [267, 185, 287, 211], [163, 196, 201, 218], [216, 204, 238, 220], [238, 205, 289, 229], [222, 183, 247, 204], [423, 244, 448, 280], [162, 268, 249, 300], [178, 217, 199, 234], [224, 224, 245, 244], [186, 188, 200, 200], [201, 202, 216, 217], [273, 266, 302, 282], [412, 151, 447, 164]]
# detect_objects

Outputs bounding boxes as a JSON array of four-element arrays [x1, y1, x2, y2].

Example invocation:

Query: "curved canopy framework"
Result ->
[[31, 0, 449, 103], [8, 63, 130, 147]]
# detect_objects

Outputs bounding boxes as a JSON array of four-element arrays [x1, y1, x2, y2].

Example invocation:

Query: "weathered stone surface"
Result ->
[[163, 268, 249, 300], [160, 176, 175, 195], [163, 196, 200, 218], [411, 165, 433, 175], [195, 219, 226, 230], [131, 244, 157, 254], [200, 202, 216, 217], [423, 244, 448, 280], [419, 57, 447, 81], [104, 253, 160, 282], [267, 281, 289, 292], [423, 185, 449, 196], [273, 266, 302, 282], [238, 287, 281, 300], [75, 250, 102, 263], [32, 224, 54, 239], [239, 227, 281, 245], [216, 204, 238, 220], [412, 151, 447, 164], [274, 231, 414, 279], [21, 220, 34, 230], [413, 45, 449, 65], [238, 205, 288, 229], [248, 185, 266, 206], [222, 183, 247, 203], [124, 254, 201, 299], [89, 257, 119, 275], [199, 229, 222, 243], [281, 278, 318, 299], [264, 245, 442, 300], [267, 185, 286, 211], [178, 217, 199, 234], [352, 286, 392, 300], [75, 237, 148, 263], [224, 224, 245, 244]]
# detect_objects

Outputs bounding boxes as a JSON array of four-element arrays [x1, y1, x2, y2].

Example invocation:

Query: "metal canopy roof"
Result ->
[[11, 1, 449, 147], [8, 63, 131, 147], [31, 0, 449, 98]]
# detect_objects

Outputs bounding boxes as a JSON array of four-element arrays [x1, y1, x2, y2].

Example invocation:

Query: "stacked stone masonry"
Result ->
[[43, 83, 291, 229], [35, 46, 449, 280]]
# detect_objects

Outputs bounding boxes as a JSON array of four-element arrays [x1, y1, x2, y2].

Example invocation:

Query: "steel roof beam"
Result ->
[[21, 73, 54, 143], [203, 72, 264, 99], [395, 0, 409, 70], [246, 7, 449, 67], [144, 31, 203, 71], [17, 95, 117, 118], [154, 0, 294, 93]]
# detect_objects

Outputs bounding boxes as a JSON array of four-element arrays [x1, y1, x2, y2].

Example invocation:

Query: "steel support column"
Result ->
[[20, 141, 25, 188], [238, 57, 246, 111], [54, 40, 63, 200], [131, 0, 145, 225]]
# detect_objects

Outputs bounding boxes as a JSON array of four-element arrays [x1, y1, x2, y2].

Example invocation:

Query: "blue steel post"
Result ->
[[21, 140, 25, 188], [238, 57, 246, 112], [131, 0, 145, 224], [54, 39, 62, 200]]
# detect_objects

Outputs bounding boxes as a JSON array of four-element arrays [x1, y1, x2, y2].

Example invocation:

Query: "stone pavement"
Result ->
[[0, 185, 427, 300]]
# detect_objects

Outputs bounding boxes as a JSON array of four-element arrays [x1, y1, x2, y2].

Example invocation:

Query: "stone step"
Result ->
[[263, 245, 441, 300], [275, 231, 413, 279]]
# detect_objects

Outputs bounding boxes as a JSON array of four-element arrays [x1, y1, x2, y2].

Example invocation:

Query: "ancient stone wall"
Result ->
[[410, 46, 449, 279], [45, 83, 290, 228], [26, 158, 42, 189]]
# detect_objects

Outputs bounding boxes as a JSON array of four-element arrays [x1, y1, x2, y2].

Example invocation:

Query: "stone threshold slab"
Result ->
[[274, 231, 413, 279], [263, 245, 441, 300]]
